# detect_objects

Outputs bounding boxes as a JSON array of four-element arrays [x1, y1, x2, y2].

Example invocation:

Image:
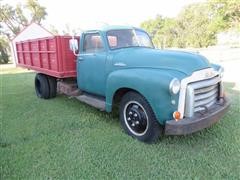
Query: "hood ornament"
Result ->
[[205, 70, 215, 78], [114, 62, 126, 67]]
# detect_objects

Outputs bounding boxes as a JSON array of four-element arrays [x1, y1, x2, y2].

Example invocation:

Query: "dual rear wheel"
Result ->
[[35, 73, 57, 99]]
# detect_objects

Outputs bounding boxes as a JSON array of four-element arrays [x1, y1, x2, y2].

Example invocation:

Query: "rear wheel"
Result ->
[[35, 73, 50, 99], [47, 75, 57, 98], [119, 91, 163, 143]]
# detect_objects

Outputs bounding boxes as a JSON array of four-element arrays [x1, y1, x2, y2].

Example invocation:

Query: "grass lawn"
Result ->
[[1, 67, 240, 179]]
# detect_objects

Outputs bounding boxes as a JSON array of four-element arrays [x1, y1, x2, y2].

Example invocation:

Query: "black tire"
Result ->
[[35, 73, 50, 99], [119, 91, 163, 143], [47, 76, 57, 98]]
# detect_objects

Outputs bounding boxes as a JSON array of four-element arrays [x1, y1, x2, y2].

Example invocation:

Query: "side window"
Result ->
[[107, 36, 117, 48], [83, 33, 104, 53]]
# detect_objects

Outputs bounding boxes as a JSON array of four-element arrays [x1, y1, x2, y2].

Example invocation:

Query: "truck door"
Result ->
[[77, 32, 107, 96]]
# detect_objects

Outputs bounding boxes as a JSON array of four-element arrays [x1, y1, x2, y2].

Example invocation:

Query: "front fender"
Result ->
[[105, 68, 185, 124]]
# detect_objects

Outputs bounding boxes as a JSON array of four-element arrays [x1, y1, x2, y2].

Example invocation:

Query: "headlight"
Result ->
[[218, 66, 224, 78], [169, 78, 181, 94]]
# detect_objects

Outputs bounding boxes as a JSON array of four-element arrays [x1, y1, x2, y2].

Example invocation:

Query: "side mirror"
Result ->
[[69, 38, 78, 52]]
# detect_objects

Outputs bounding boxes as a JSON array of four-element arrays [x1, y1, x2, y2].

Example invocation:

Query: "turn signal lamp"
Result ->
[[173, 111, 181, 121]]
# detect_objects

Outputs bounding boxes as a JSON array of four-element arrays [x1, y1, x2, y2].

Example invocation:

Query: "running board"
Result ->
[[75, 94, 106, 111]]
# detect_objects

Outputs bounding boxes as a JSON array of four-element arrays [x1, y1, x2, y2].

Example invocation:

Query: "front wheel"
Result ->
[[119, 92, 163, 143]]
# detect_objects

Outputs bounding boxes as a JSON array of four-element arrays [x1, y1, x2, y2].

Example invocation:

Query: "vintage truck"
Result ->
[[16, 26, 230, 143]]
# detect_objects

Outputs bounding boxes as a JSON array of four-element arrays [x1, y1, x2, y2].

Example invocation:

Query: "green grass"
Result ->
[[1, 68, 240, 179]]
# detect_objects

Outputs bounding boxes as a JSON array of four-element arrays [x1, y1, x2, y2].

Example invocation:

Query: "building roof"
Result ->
[[11, 22, 53, 42]]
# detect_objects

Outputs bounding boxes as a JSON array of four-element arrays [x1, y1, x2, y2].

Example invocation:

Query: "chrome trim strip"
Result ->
[[190, 76, 220, 89], [194, 88, 218, 101], [114, 62, 127, 67], [185, 86, 194, 117]]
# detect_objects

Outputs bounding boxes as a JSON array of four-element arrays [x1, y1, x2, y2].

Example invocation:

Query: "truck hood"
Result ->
[[112, 48, 211, 76]]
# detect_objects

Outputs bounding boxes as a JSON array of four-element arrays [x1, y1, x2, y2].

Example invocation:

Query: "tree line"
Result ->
[[141, 0, 240, 48], [0, 0, 240, 63]]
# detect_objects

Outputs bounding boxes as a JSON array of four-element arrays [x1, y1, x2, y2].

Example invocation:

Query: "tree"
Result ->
[[0, 0, 47, 63], [49, 25, 59, 35], [141, 16, 177, 48], [25, 0, 47, 24], [209, 0, 240, 31], [0, 36, 10, 64], [0, 0, 47, 38], [176, 2, 217, 48], [141, 16, 162, 47], [141, 3, 218, 48]]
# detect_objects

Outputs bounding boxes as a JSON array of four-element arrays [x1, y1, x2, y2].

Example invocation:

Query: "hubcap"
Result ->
[[123, 101, 149, 136]]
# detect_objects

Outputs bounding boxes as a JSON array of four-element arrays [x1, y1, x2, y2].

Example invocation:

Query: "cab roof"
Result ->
[[84, 25, 142, 33]]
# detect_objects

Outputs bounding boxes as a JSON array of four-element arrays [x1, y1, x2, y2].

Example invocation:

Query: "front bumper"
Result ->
[[165, 98, 230, 135]]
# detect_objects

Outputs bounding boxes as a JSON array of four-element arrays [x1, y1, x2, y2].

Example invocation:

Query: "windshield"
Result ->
[[107, 29, 154, 49]]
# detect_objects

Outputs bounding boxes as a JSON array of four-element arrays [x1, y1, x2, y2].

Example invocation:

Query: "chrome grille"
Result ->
[[185, 76, 221, 117]]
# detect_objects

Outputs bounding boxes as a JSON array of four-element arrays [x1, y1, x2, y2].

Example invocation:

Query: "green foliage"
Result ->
[[0, 0, 47, 63], [141, 1, 240, 48], [49, 25, 59, 35], [209, 0, 240, 30], [0, 36, 10, 64], [141, 3, 216, 48], [176, 3, 217, 48], [25, 0, 47, 24], [0, 0, 47, 38], [141, 16, 177, 48]]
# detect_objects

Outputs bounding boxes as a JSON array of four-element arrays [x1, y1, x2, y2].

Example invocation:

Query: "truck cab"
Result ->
[[74, 27, 154, 95], [17, 25, 230, 143]]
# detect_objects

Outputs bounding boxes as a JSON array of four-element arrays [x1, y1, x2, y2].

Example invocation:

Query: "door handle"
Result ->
[[78, 57, 84, 61]]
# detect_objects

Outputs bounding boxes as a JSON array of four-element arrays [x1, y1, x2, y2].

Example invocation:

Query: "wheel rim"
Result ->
[[123, 101, 149, 136]]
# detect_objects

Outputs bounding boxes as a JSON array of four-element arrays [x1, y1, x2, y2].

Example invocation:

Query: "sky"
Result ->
[[5, 0, 205, 32]]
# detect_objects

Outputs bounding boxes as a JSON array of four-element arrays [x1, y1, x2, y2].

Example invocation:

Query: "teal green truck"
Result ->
[[16, 26, 230, 143]]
